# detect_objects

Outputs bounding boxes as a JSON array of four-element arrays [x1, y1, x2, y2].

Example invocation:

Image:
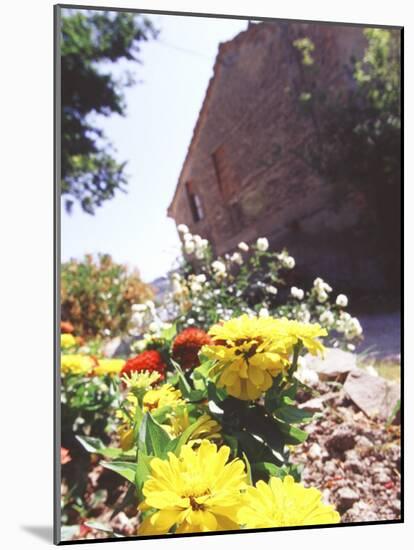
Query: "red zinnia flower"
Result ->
[[61, 447, 72, 465], [61, 321, 74, 334], [120, 350, 167, 379], [172, 327, 212, 370]]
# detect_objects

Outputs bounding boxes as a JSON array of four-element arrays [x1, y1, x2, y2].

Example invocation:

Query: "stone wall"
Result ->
[[167, 21, 390, 292]]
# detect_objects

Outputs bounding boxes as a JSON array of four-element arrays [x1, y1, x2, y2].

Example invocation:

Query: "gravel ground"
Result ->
[[291, 384, 401, 523]]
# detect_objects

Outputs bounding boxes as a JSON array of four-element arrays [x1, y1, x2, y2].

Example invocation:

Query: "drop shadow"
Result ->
[[21, 525, 53, 543]]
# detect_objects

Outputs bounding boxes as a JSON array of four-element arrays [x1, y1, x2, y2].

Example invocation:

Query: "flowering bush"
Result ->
[[76, 312, 341, 536], [61, 254, 154, 338], [154, 227, 363, 352]]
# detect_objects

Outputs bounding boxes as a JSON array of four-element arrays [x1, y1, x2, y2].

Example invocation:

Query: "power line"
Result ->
[[155, 38, 213, 61]]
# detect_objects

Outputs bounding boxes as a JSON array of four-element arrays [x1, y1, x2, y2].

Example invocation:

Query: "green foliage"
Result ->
[[75, 435, 135, 459], [293, 37, 315, 66], [60, 10, 158, 214], [61, 372, 121, 444], [61, 253, 154, 338], [97, 350, 314, 493], [289, 28, 401, 285]]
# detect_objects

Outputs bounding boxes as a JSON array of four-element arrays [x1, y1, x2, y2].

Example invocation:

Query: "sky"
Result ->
[[61, 11, 248, 283]]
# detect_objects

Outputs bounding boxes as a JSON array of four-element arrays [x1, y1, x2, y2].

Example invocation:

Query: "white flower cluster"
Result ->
[[211, 260, 227, 282], [290, 286, 304, 300], [336, 311, 363, 340], [188, 273, 207, 295], [336, 293, 348, 307], [258, 307, 270, 318], [130, 300, 170, 337], [319, 309, 335, 327], [230, 251, 243, 265], [266, 285, 278, 295], [256, 237, 269, 252], [178, 224, 209, 260], [277, 250, 295, 269], [313, 277, 332, 303], [297, 303, 311, 323]]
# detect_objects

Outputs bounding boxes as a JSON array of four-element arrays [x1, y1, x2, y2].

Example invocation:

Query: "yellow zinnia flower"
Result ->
[[167, 411, 221, 444], [202, 315, 327, 400], [121, 370, 161, 391], [238, 475, 340, 528], [276, 319, 327, 356], [138, 440, 246, 535], [61, 354, 94, 376], [94, 358, 126, 376], [142, 384, 185, 412], [202, 315, 291, 400], [60, 333, 76, 350]]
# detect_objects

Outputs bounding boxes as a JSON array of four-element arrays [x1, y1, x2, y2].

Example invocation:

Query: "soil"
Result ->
[[291, 382, 401, 523]]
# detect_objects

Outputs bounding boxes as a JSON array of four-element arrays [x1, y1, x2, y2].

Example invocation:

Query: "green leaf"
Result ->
[[151, 404, 175, 424], [252, 461, 303, 483], [232, 430, 282, 466], [222, 433, 239, 457], [207, 381, 227, 404], [139, 412, 171, 458], [275, 420, 308, 444], [242, 452, 252, 485], [193, 359, 214, 379], [170, 358, 193, 397], [274, 398, 314, 424], [252, 461, 282, 479], [160, 323, 177, 341], [166, 414, 211, 455], [135, 451, 153, 500], [100, 461, 136, 483], [75, 435, 123, 459], [187, 389, 206, 402]]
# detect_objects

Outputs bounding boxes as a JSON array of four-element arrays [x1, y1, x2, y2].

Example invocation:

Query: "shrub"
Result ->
[[133, 227, 363, 351], [61, 254, 154, 338]]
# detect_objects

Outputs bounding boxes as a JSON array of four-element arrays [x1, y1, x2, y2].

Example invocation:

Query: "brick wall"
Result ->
[[167, 21, 391, 291]]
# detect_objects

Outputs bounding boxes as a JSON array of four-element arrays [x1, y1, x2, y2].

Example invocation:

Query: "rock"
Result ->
[[344, 449, 359, 462], [304, 348, 358, 382], [342, 500, 378, 522], [356, 435, 374, 449], [336, 487, 359, 512], [391, 499, 401, 512], [345, 460, 363, 474], [324, 461, 338, 476], [299, 391, 340, 413], [308, 442, 323, 460], [298, 397, 324, 413], [322, 488, 332, 505], [374, 471, 391, 484], [365, 365, 379, 377], [344, 369, 400, 421], [326, 426, 356, 453], [103, 337, 131, 358]]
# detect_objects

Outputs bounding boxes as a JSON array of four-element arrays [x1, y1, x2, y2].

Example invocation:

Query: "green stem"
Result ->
[[288, 342, 302, 379]]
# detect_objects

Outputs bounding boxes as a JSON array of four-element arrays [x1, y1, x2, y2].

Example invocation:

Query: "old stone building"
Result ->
[[167, 21, 391, 291]]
